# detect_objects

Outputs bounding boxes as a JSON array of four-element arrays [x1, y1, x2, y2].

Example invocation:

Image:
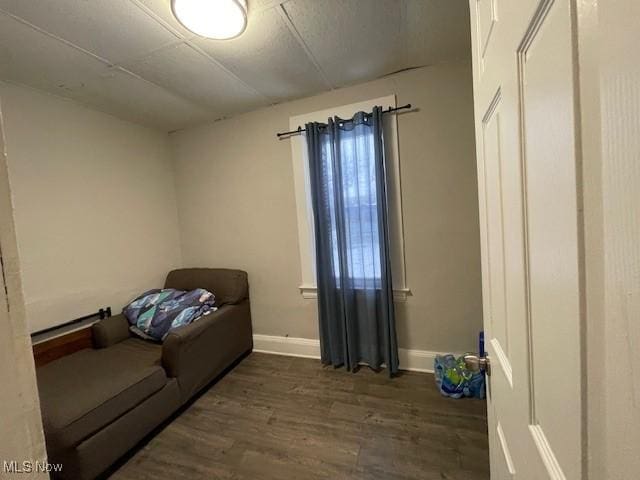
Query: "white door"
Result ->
[[468, 0, 584, 478]]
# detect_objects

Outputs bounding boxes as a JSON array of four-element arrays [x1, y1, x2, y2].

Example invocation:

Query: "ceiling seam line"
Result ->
[[127, 0, 188, 40], [185, 42, 273, 101], [129, 0, 273, 102], [0, 6, 269, 106], [0, 9, 217, 112], [110, 39, 188, 71], [250, 1, 284, 15], [275, 4, 334, 90], [0, 9, 113, 67], [113, 66, 223, 114]]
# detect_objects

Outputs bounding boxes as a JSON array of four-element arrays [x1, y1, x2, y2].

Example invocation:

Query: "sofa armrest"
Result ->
[[161, 301, 252, 399], [92, 314, 130, 348]]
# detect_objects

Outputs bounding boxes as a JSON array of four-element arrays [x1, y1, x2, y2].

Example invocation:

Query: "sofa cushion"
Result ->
[[164, 268, 248, 306], [36, 338, 165, 452]]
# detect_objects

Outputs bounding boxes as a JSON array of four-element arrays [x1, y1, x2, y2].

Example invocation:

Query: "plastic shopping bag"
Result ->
[[434, 354, 486, 399]]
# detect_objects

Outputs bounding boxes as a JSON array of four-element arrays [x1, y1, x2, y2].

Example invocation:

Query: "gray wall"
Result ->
[[170, 61, 483, 353], [0, 82, 182, 333]]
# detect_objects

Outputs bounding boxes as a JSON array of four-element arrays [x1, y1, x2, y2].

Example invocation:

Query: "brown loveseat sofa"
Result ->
[[35, 268, 253, 480]]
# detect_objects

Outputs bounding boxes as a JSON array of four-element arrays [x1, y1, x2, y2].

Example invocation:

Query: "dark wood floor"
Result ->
[[111, 353, 489, 480]]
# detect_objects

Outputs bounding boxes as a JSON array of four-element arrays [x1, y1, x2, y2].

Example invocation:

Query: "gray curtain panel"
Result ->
[[305, 106, 399, 375]]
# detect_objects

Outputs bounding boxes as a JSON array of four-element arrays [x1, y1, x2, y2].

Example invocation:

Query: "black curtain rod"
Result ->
[[31, 307, 112, 337], [276, 103, 412, 138]]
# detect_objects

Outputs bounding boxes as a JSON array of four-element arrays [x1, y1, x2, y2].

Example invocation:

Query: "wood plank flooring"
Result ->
[[111, 353, 489, 480]]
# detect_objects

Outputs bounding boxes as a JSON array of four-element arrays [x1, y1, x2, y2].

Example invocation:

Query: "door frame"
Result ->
[[0, 91, 48, 464]]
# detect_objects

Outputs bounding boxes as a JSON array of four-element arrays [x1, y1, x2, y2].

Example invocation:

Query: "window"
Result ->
[[290, 96, 410, 300], [322, 128, 381, 286]]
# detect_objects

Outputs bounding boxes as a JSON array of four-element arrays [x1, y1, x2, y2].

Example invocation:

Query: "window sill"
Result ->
[[298, 285, 412, 302]]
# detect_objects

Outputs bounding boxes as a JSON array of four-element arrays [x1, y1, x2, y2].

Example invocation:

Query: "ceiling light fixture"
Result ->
[[171, 0, 248, 40]]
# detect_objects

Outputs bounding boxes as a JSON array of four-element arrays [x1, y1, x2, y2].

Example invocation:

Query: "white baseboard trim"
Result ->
[[252, 334, 454, 373], [253, 334, 321, 359], [397, 348, 441, 374]]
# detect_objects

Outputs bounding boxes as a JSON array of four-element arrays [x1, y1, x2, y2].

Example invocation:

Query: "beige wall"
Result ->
[[0, 94, 47, 475], [0, 82, 182, 333], [170, 62, 482, 353]]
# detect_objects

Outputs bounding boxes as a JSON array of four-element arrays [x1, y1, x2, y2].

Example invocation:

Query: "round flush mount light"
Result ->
[[171, 0, 248, 40]]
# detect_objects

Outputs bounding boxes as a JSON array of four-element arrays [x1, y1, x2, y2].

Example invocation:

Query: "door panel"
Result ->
[[496, 421, 516, 478], [481, 89, 513, 384], [519, 1, 582, 476], [476, 0, 498, 74], [469, 0, 583, 478]]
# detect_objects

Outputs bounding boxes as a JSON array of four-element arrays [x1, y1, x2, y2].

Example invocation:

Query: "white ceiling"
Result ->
[[0, 0, 470, 132]]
